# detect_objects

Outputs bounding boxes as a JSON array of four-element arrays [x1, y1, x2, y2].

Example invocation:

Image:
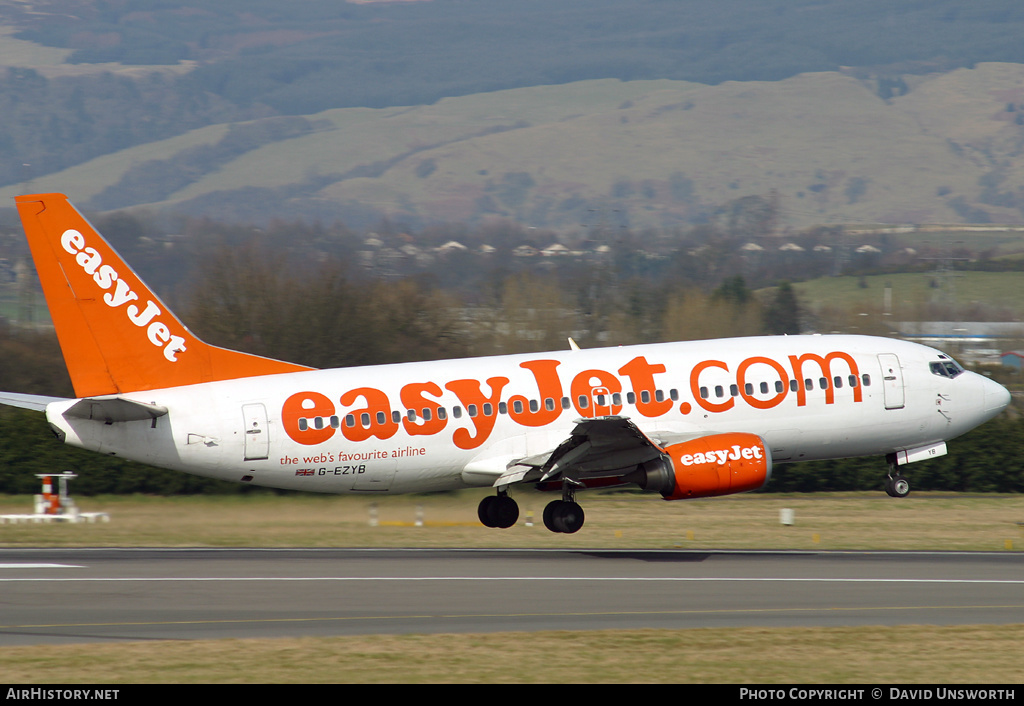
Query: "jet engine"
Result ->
[[633, 432, 772, 500]]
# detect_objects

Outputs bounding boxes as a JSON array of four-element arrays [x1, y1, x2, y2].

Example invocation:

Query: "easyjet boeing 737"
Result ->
[[0, 194, 1012, 532]]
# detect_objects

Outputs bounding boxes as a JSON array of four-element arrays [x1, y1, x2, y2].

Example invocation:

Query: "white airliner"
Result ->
[[0, 194, 1011, 532]]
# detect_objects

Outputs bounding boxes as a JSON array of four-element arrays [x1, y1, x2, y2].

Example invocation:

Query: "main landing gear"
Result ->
[[543, 497, 585, 534], [884, 454, 911, 498], [478, 492, 519, 529], [477, 489, 586, 533]]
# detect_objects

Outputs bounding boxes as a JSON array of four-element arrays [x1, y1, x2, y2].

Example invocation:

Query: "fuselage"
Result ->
[[44, 334, 1010, 495]]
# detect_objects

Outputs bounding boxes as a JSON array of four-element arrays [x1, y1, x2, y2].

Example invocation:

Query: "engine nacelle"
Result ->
[[637, 432, 772, 500]]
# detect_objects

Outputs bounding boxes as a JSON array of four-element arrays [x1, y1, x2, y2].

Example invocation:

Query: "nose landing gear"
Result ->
[[884, 455, 911, 498]]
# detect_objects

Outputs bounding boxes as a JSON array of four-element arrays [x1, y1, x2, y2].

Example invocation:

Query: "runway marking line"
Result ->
[[1, 576, 1024, 583]]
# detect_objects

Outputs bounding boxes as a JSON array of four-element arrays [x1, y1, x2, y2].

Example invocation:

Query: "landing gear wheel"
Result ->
[[478, 494, 519, 528], [543, 499, 585, 534], [889, 475, 910, 498], [884, 474, 910, 498]]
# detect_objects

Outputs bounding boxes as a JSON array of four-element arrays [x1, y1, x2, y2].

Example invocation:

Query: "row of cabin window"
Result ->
[[296, 388, 684, 431], [698, 374, 872, 400]]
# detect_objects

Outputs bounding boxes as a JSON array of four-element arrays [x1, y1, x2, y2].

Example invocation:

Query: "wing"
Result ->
[[492, 416, 772, 500], [494, 416, 689, 489]]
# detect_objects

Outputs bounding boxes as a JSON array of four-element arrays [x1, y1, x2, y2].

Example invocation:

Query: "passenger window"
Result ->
[[467, 405, 478, 418], [627, 392, 636, 405], [715, 385, 724, 398], [700, 386, 709, 399], [834, 376, 843, 389], [483, 403, 493, 416], [529, 399, 539, 413], [545, 397, 556, 411], [862, 374, 871, 386], [513, 400, 523, 414]]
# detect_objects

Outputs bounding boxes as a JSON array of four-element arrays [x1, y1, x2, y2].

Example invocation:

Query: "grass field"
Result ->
[[2, 490, 1023, 551], [1, 492, 1022, 683], [792, 271, 1024, 323]]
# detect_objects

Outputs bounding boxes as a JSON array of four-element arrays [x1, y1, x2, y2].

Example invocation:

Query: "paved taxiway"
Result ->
[[1, 548, 1022, 645]]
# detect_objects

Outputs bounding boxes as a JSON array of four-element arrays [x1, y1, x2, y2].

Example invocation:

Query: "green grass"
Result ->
[[2, 490, 1022, 551], [791, 271, 1024, 324], [1, 625, 1022, 683]]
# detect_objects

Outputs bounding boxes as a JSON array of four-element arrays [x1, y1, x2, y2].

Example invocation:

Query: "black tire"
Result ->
[[478, 495, 497, 527], [552, 501, 585, 534], [543, 500, 568, 533], [491, 495, 520, 528]]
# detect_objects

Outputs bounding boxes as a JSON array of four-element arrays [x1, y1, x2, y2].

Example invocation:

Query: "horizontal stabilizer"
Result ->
[[0, 392, 69, 412], [63, 396, 168, 423]]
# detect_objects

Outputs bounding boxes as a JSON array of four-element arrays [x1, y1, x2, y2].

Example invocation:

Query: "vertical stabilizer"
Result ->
[[16, 193, 311, 397]]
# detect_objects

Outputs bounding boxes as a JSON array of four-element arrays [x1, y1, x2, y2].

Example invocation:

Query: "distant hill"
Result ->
[[5, 66, 1024, 231], [3, 1, 1024, 229]]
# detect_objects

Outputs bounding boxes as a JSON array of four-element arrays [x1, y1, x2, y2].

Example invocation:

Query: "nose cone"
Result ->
[[982, 377, 1011, 416]]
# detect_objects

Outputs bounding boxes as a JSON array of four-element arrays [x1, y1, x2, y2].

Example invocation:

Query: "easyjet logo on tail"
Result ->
[[60, 229, 187, 362]]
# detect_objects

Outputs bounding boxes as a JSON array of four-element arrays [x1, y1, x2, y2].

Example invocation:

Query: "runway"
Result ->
[[1, 548, 1022, 645]]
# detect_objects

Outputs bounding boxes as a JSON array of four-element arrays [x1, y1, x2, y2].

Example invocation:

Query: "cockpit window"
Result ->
[[930, 360, 965, 378]]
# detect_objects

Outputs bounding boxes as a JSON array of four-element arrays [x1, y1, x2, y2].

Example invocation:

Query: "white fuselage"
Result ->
[[45, 334, 1009, 494]]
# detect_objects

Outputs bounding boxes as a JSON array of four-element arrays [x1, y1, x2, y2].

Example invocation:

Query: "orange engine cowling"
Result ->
[[637, 432, 772, 500]]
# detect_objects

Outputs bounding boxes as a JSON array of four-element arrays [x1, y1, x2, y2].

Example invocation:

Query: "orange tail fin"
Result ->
[[16, 193, 311, 397]]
